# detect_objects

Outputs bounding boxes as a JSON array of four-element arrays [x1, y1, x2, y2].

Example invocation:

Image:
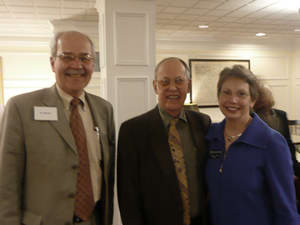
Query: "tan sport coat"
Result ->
[[0, 85, 115, 225]]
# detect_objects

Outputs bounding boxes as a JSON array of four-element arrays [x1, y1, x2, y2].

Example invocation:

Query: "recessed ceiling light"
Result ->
[[198, 25, 209, 29], [295, 29, 300, 32], [256, 33, 266, 37]]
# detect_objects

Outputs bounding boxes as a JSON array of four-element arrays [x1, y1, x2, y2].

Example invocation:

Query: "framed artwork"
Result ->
[[189, 59, 250, 108], [0, 57, 3, 104]]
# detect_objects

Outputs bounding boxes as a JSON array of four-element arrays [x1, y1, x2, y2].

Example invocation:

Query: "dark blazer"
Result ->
[[264, 109, 300, 177], [270, 109, 300, 207], [117, 106, 211, 225], [0, 85, 115, 225]]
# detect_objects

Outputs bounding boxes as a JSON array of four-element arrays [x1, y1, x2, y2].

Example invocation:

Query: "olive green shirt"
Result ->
[[158, 106, 202, 218]]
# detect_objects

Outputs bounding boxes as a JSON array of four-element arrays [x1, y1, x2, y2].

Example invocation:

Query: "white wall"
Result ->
[[1, 39, 300, 123], [1, 52, 54, 103], [0, 43, 102, 105], [157, 40, 299, 122], [291, 43, 300, 121]]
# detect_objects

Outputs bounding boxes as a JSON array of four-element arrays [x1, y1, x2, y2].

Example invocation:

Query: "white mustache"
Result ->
[[65, 69, 85, 75]]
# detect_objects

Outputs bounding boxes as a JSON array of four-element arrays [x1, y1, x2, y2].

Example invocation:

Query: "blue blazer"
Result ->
[[205, 113, 300, 225]]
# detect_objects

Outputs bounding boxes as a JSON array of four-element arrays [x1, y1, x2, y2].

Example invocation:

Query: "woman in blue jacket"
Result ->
[[205, 65, 300, 225]]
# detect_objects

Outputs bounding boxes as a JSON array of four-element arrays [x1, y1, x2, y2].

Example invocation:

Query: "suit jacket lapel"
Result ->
[[41, 85, 77, 154], [186, 111, 206, 151], [85, 93, 107, 134], [149, 107, 178, 178]]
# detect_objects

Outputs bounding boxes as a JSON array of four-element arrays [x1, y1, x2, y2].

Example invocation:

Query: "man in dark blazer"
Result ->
[[117, 57, 211, 225], [272, 109, 300, 211], [0, 31, 115, 225]]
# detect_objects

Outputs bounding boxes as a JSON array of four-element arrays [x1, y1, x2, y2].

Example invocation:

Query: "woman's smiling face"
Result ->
[[218, 77, 256, 122]]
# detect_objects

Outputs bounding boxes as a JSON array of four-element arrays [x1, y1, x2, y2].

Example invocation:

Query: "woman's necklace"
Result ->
[[224, 117, 252, 143], [224, 133, 242, 142]]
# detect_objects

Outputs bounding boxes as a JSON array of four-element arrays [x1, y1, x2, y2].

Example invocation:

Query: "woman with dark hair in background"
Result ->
[[205, 65, 300, 225]]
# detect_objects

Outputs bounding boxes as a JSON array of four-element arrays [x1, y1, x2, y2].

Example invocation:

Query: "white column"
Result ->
[[95, 1, 156, 225], [95, 0, 156, 131]]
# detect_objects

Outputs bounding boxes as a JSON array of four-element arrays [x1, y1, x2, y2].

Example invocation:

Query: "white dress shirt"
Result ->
[[56, 84, 102, 203]]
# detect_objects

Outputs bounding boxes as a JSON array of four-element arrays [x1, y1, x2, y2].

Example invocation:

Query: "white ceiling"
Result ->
[[157, 0, 300, 42], [0, 0, 97, 38], [1, 0, 300, 42]]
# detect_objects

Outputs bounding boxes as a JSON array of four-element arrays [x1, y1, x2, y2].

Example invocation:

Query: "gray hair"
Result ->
[[49, 30, 95, 58], [155, 57, 191, 80]]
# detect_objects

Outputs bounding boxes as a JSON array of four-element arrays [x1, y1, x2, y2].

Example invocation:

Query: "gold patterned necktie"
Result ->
[[168, 119, 191, 225], [70, 98, 94, 221]]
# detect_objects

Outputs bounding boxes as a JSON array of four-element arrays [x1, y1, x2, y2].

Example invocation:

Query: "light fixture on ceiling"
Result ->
[[198, 25, 209, 29], [277, 0, 300, 10], [256, 33, 266, 37], [295, 29, 300, 32]]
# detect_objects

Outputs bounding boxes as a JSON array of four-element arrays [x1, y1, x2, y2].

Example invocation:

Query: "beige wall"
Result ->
[[156, 40, 300, 122], [0, 44, 101, 104], [1, 39, 300, 122]]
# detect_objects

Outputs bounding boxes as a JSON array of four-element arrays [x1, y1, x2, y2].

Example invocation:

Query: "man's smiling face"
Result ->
[[153, 59, 190, 117], [50, 32, 94, 97]]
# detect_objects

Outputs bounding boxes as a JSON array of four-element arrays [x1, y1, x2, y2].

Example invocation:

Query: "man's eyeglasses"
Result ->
[[156, 77, 188, 89], [56, 53, 94, 64]]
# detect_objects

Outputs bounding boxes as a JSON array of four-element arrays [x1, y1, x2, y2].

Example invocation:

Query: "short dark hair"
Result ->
[[217, 65, 259, 101], [50, 30, 95, 58], [155, 57, 190, 80]]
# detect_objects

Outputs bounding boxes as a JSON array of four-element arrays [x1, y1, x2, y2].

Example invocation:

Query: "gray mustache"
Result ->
[[65, 69, 85, 75]]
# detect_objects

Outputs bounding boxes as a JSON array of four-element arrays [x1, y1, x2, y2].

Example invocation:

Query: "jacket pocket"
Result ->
[[22, 210, 42, 225]]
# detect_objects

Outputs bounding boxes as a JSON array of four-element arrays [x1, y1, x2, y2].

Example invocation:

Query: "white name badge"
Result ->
[[34, 106, 58, 121]]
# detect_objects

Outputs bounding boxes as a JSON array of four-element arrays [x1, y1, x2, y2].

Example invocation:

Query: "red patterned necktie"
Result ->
[[70, 98, 94, 221], [168, 119, 191, 225]]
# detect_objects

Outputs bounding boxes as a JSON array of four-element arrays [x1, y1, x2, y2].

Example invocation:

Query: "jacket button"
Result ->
[[68, 193, 75, 198]]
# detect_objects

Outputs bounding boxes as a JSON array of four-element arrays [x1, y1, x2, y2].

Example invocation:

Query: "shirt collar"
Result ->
[[207, 113, 268, 149], [56, 83, 86, 111], [239, 113, 269, 149], [158, 105, 187, 128]]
